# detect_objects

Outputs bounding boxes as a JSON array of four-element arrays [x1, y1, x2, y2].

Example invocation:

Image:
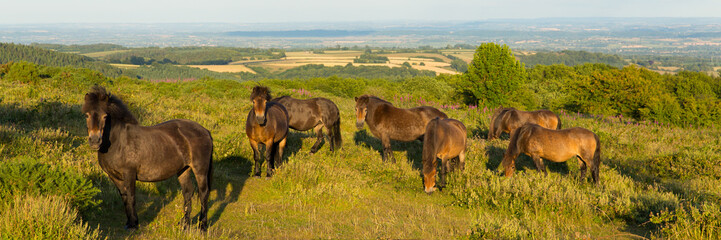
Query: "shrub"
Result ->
[[0, 161, 100, 211]]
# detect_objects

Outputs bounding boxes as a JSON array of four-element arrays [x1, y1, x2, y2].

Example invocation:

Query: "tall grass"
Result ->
[[1, 71, 720, 239], [0, 195, 101, 239]]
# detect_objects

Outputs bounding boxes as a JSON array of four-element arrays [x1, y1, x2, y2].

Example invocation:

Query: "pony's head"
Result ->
[[423, 171, 437, 194], [354, 95, 370, 129], [250, 86, 272, 125], [82, 86, 111, 150]]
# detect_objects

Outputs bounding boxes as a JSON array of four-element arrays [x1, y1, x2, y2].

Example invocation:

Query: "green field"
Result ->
[[1, 70, 720, 239]]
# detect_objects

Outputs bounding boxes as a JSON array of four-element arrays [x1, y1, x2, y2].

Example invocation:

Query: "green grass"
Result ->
[[1, 75, 720, 239]]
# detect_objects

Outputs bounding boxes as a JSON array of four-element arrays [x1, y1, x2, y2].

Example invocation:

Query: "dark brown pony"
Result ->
[[501, 123, 601, 184], [246, 86, 289, 177], [488, 107, 561, 140], [82, 86, 213, 230], [271, 96, 341, 153], [354, 95, 447, 162], [422, 117, 467, 194]]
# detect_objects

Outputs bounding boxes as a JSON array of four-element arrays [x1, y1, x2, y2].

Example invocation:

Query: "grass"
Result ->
[[1, 75, 720, 239]]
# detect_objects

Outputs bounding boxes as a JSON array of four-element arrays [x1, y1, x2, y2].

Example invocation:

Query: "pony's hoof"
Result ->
[[124, 224, 138, 231]]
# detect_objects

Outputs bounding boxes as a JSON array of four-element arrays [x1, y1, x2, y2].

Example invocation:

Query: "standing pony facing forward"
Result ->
[[502, 123, 601, 184], [422, 117, 467, 193], [246, 86, 289, 177], [488, 107, 561, 140], [82, 86, 213, 230], [354, 95, 447, 163], [272, 96, 341, 153]]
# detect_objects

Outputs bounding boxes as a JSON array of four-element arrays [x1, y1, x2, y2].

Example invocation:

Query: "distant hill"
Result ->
[[0, 43, 127, 78], [517, 50, 628, 68]]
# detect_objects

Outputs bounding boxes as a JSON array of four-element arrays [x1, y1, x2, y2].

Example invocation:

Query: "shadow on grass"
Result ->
[[208, 155, 251, 227], [0, 101, 86, 153], [352, 129, 423, 169], [85, 171, 183, 239]]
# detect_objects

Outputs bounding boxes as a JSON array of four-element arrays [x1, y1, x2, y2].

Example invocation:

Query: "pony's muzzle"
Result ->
[[88, 134, 102, 150], [355, 121, 364, 129], [255, 115, 266, 125]]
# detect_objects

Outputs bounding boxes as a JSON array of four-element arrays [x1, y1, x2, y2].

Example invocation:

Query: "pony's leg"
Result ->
[[275, 137, 287, 169], [109, 173, 138, 230], [532, 155, 548, 176], [578, 156, 587, 182], [265, 140, 275, 177], [381, 136, 395, 163], [458, 150, 466, 172], [192, 167, 210, 230], [310, 124, 324, 153], [439, 157, 450, 189], [178, 169, 194, 228], [250, 139, 262, 177]]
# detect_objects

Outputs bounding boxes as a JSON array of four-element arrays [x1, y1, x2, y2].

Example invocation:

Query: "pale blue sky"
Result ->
[[1, 0, 720, 24]]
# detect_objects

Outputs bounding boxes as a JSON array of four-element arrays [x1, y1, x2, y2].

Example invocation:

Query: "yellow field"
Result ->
[[186, 64, 256, 74], [82, 50, 131, 58], [109, 63, 140, 69], [439, 49, 475, 62], [245, 50, 461, 75]]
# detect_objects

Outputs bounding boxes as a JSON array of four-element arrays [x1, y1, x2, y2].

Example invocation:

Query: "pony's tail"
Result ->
[[422, 118, 440, 191], [556, 115, 563, 130], [207, 134, 214, 192], [330, 117, 342, 151], [502, 126, 524, 177], [592, 134, 601, 185]]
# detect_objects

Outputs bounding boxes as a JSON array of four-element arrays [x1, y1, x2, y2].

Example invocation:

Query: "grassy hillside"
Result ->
[[1, 68, 720, 239]]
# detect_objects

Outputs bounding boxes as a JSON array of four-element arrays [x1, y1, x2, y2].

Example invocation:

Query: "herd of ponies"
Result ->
[[81, 85, 601, 230]]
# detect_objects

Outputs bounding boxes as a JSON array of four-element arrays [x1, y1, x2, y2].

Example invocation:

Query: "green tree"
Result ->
[[456, 43, 529, 108], [450, 59, 468, 73]]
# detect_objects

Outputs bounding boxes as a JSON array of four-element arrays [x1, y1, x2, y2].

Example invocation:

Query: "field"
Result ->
[[1, 73, 720, 239], [240, 51, 460, 75], [186, 64, 257, 74]]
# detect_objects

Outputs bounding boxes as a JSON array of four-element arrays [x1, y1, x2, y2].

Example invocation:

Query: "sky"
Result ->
[[1, 0, 720, 24]]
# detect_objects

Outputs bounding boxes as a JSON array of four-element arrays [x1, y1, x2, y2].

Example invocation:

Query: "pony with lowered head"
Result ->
[[354, 95, 447, 163], [422, 117, 467, 194], [488, 107, 561, 140], [272, 96, 341, 153], [246, 86, 289, 177], [502, 123, 601, 184], [82, 86, 213, 230]]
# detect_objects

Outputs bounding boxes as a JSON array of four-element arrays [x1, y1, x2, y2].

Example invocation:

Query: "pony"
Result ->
[[246, 86, 289, 177], [82, 86, 213, 230], [354, 95, 447, 163], [422, 117, 467, 194], [271, 96, 341, 153], [487, 107, 561, 140], [501, 123, 601, 184]]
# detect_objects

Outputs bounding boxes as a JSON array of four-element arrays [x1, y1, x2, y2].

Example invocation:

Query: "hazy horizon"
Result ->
[[2, 0, 720, 24]]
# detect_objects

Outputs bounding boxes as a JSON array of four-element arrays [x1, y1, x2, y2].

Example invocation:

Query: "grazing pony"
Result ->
[[271, 96, 342, 153], [354, 95, 447, 163], [488, 107, 561, 140], [82, 86, 213, 230], [501, 123, 601, 184], [422, 117, 467, 193], [246, 86, 289, 177]]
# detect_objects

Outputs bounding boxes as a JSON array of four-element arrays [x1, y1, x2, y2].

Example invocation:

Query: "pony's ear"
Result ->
[[84, 93, 91, 100], [354, 96, 358, 101]]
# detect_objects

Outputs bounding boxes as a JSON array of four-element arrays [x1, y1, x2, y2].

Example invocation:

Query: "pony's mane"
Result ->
[[358, 95, 391, 105], [251, 86, 272, 101], [84, 86, 139, 125]]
